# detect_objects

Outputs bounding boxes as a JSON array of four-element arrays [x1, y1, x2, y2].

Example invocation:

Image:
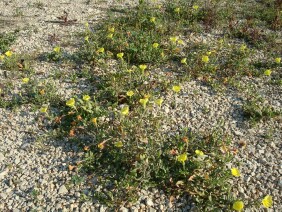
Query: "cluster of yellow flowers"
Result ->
[[233, 195, 273, 211], [231, 167, 273, 210], [0, 50, 13, 61]]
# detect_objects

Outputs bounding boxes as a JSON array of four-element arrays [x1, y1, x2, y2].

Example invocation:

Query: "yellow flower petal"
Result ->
[[121, 105, 129, 115], [177, 39, 184, 45], [53, 46, 60, 53], [192, 5, 199, 10], [150, 17, 156, 23], [264, 69, 272, 76], [181, 58, 187, 64], [202, 55, 209, 63], [91, 117, 97, 125], [117, 52, 124, 59], [233, 201, 244, 211], [262, 195, 273, 208], [231, 168, 241, 177], [22, 78, 29, 84], [195, 150, 204, 156], [66, 98, 75, 107], [139, 64, 147, 71], [275, 57, 281, 64], [5, 51, 13, 57], [155, 98, 163, 107], [172, 85, 181, 93], [126, 90, 134, 97], [83, 95, 91, 101], [170, 36, 178, 43], [108, 27, 115, 33], [97, 47, 105, 53], [114, 141, 123, 148], [174, 7, 180, 13], [107, 33, 113, 39], [139, 98, 149, 108], [176, 153, 187, 163], [152, 43, 159, 48], [39, 106, 48, 113], [240, 44, 247, 51]]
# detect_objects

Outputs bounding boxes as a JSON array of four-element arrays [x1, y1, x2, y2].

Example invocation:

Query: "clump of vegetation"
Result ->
[[0, 32, 17, 53], [0, 0, 279, 210], [243, 96, 281, 126]]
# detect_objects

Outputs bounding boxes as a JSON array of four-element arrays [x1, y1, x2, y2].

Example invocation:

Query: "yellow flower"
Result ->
[[264, 69, 272, 76], [192, 5, 199, 10], [139, 98, 149, 108], [0, 55, 5, 60], [126, 90, 134, 97], [107, 33, 113, 39], [152, 43, 159, 48], [66, 98, 75, 107], [139, 64, 147, 72], [206, 51, 212, 55], [127, 69, 134, 73], [150, 17, 156, 23], [108, 27, 115, 33], [195, 150, 204, 156], [117, 52, 124, 59], [91, 117, 97, 125], [5, 51, 13, 57], [170, 36, 178, 43], [176, 153, 187, 163], [202, 55, 209, 63], [181, 58, 187, 64], [172, 85, 181, 93], [22, 78, 29, 83], [275, 57, 281, 64], [177, 39, 184, 45], [174, 7, 180, 13], [85, 22, 89, 28], [98, 142, 105, 150], [39, 89, 45, 95], [231, 168, 241, 177], [83, 95, 91, 101], [53, 46, 60, 53], [121, 105, 129, 116], [84, 36, 89, 42], [155, 98, 163, 107], [262, 195, 273, 208], [114, 141, 123, 148], [97, 47, 105, 53], [232, 201, 244, 211], [39, 106, 48, 113], [240, 44, 247, 51]]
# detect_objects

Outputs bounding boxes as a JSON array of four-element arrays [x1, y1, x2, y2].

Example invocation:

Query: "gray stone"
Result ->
[[145, 198, 154, 206], [58, 185, 68, 195], [119, 206, 129, 212], [0, 153, 5, 162], [148, 207, 156, 212]]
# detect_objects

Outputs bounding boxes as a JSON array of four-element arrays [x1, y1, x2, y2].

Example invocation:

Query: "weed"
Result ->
[[243, 96, 281, 126], [0, 32, 17, 53]]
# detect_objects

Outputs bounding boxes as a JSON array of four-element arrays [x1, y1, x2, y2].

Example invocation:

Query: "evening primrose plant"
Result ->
[[29, 0, 281, 210]]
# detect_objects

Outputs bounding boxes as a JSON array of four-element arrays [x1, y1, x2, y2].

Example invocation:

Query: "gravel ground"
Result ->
[[0, 0, 281, 211]]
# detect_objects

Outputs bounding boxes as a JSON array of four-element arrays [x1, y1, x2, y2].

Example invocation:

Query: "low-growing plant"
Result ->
[[243, 96, 281, 126], [33, 0, 279, 210], [0, 32, 17, 53]]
